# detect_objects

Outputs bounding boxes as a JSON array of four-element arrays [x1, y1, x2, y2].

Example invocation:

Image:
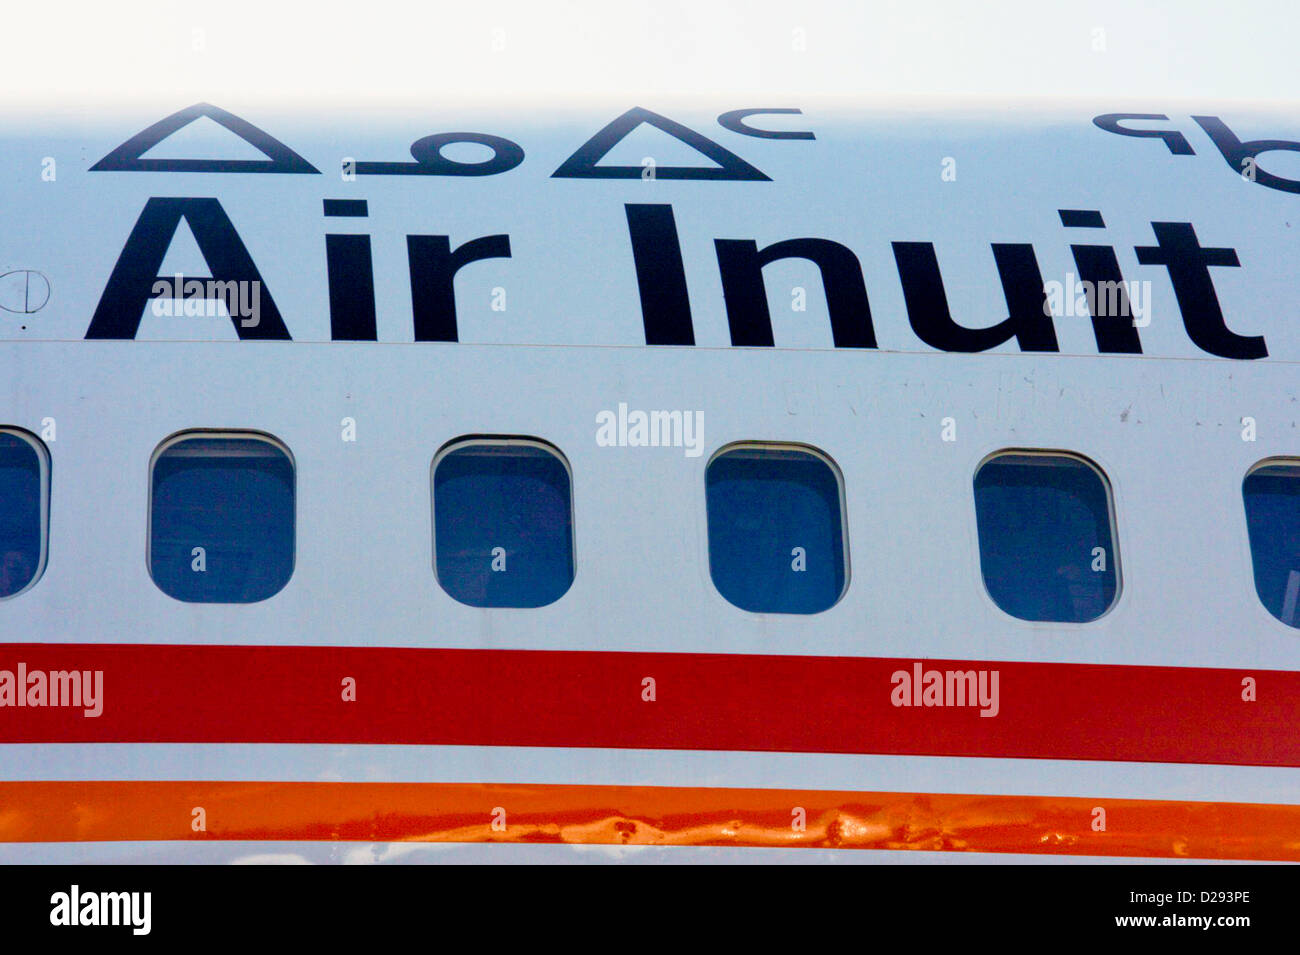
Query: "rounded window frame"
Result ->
[[429, 435, 577, 609], [1241, 456, 1300, 630], [0, 426, 52, 601], [146, 429, 297, 604], [703, 440, 851, 616], [971, 447, 1123, 625]]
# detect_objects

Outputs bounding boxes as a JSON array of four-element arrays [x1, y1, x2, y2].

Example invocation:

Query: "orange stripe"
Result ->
[[1, 781, 1298, 860]]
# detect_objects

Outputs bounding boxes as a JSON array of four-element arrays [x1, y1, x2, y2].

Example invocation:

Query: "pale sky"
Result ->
[[2, 0, 1296, 109]]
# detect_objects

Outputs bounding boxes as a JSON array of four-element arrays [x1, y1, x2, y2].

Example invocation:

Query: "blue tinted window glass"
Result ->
[[150, 436, 294, 603], [706, 446, 847, 614], [0, 431, 45, 599], [1243, 462, 1300, 628], [434, 442, 574, 608], [973, 453, 1117, 623]]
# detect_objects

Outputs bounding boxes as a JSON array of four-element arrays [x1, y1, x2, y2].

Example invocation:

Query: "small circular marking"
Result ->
[[0, 270, 51, 314]]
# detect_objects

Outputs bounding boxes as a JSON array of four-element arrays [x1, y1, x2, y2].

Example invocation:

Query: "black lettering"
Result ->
[[555, 107, 769, 181], [625, 204, 695, 345], [1092, 113, 1195, 155], [323, 199, 369, 217], [1058, 209, 1106, 228], [1068, 245, 1142, 353], [1193, 115, 1300, 194], [324, 199, 376, 340], [326, 235, 377, 341], [714, 238, 874, 347], [90, 102, 319, 174], [1134, 222, 1265, 359], [356, 133, 524, 177], [716, 108, 814, 140], [86, 197, 290, 339], [892, 242, 1058, 353], [406, 234, 511, 341]]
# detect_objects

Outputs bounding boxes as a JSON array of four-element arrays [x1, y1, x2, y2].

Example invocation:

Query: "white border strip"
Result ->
[[3, 743, 1297, 805]]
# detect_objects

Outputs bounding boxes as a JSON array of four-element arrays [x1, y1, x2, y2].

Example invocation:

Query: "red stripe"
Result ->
[[0, 644, 1295, 765]]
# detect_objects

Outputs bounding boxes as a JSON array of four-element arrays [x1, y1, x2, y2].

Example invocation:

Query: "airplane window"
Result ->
[[149, 433, 295, 603], [973, 452, 1119, 623], [433, 439, 575, 608], [1243, 459, 1300, 629], [705, 444, 848, 614], [0, 429, 49, 599]]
